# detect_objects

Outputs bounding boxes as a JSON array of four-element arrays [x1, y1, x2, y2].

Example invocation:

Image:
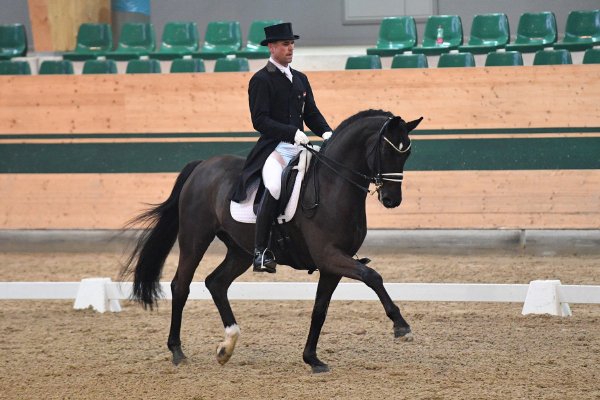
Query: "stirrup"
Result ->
[[253, 248, 276, 273]]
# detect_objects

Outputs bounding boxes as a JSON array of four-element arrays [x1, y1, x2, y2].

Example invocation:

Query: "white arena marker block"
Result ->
[[73, 278, 121, 313], [522, 280, 572, 317]]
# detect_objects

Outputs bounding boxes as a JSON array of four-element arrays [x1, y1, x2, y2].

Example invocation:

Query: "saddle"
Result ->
[[229, 147, 316, 224]]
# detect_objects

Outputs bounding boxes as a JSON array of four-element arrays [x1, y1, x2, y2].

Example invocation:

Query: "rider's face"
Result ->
[[268, 40, 295, 66]]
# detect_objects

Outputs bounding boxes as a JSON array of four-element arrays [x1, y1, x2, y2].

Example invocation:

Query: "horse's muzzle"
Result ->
[[381, 196, 401, 208]]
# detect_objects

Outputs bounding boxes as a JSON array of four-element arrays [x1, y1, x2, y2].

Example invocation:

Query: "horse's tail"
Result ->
[[121, 160, 203, 309]]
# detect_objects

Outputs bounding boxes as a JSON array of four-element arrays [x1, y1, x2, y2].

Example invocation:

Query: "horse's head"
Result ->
[[371, 115, 423, 208]]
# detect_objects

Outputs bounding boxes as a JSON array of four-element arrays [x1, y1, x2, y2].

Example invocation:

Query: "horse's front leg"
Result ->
[[320, 253, 413, 341], [303, 272, 342, 373]]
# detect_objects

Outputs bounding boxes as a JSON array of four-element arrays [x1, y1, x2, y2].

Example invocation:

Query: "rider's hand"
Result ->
[[294, 130, 310, 145], [322, 131, 332, 141]]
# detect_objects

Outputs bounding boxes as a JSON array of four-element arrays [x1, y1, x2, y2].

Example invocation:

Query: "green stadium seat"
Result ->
[[38, 60, 74, 74], [458, 13, 510, 54], [170, 58, 205, 73], [126, 59, 161, 73], [0, 60, 31, 75], [554, 10, 600, 51], [150, 21, 199, 60], [505, 12, 557, 53], [391, 53, 428, 68], [82, 59, 118, 74], [437, 52, 475, 68], [63, 23, 112, 61], [533, 49, 572, 65], [345, 55, 382, 70], [0, 24, 28, 60], [484, 51, 524, 66], [366, 17, 417, 57], [213, 57, 249, 72], [236, 19, 282, 59], [412, 15, 463, 55], [107, 22, 155, 60], [583, 48, 600, 64], [195, 21, 242, 60]]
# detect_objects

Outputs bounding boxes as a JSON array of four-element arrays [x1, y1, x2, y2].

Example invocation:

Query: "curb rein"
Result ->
[[301, 117, 411, 211]]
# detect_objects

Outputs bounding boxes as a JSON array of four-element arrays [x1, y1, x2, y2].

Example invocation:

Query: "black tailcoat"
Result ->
[[231, 61, 331, 202]]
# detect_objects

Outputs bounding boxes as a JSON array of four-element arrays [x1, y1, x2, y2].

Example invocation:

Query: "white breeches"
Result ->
[[262, 143, 300, 200]]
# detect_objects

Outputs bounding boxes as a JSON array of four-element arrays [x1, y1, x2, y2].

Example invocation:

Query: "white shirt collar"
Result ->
[[269, 57, 293, 81]]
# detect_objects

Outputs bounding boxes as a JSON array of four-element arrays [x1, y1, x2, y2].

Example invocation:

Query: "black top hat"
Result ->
[[260, 22, 300, 46]]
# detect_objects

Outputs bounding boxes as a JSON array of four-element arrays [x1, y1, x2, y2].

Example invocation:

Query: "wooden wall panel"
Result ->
[[1, 171, 598, 229], [1, 66, 600, 134]]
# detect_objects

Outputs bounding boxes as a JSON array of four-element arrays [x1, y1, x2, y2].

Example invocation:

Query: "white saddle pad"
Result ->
[[230, 147, 316, 224]]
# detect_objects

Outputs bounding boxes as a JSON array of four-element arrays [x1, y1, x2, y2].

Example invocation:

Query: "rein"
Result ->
[[301, 117, 410, 211]]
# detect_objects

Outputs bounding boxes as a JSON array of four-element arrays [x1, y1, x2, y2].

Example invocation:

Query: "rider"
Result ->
[[231, 22, 333, 273]]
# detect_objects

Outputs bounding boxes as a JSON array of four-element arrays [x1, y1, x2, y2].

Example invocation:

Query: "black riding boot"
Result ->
[[253, 190, 278, 273]]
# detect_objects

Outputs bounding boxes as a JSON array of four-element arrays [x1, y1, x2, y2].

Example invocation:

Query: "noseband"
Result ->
[[301, 117, 410, 210]]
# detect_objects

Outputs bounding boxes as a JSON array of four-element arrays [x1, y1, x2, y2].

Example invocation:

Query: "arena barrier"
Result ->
[[2, 279, 600, 316]]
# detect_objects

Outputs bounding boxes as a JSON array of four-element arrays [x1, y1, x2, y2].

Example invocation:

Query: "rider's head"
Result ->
[[261, 22, 299, 67]]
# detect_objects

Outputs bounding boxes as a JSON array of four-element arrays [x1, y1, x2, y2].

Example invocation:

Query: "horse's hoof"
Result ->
[[396, 332, 414, 342], [216, 343, 233, 365], [394, 326, 413, 341], [171, 346, 188, 366], [311, 364, 330, 374]]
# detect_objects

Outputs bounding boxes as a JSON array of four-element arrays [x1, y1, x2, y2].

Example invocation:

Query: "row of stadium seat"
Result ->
[[62, 19, 283, 61], [346, 48, 600, 69], [0, 57, 250, 75], [367, 10, 600, 57], [0, 20, 280, 62], [4, 48, 598, 76]]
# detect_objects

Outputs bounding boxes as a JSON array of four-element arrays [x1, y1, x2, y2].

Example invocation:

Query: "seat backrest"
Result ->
[[117, 22, 155, 51], [82, 59, 118, 74], [391, 53, 428, 68], [345, 55, 382, 70], [513, 12, 557, 45], [203, 21, 242, 50], [376, 16, 417, 49], [75, 23, 112, 52], [0, 24, 28, 57], [39, 60, 74, 74], [244, 19, 282, 50], [126, 59, 161, 73], [562, 10, 600, 43], [467, 13, 510, 46], [583, 48, 600, 64], [422, 15, 463, 47], [437, 52, 475, 68], [0, 60, 31, 75], [214, 57, 249, 72], [160, 21, 199, 51], [485, 51, 524, 66], [170, 58, 206, 73], [533, 49, 572, 65]]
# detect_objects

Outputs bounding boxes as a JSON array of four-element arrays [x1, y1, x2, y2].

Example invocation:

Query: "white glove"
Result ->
[[322, 131, 332, 141], [294, 129, 309, 145]]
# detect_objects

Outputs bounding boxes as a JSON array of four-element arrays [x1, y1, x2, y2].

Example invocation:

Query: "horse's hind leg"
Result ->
[[204, 244, 252, 365], [167, 230, 215, 365]]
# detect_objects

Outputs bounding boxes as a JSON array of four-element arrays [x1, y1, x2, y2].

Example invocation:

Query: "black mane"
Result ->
[[334, 109, 394, 133]]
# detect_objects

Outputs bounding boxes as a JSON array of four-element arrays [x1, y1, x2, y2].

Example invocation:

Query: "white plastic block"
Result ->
[[73, 278, 121, 313], [522, 280, 572, 317]]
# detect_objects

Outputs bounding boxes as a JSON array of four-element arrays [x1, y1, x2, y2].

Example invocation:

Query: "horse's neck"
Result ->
[[324, 126, 373, 173]]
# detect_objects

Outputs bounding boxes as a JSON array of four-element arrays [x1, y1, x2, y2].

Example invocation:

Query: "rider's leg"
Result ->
[[253, 152, 285, 273]]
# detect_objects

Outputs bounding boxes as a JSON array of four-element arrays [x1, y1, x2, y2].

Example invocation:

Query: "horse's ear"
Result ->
[[406, 117, 423, 132]]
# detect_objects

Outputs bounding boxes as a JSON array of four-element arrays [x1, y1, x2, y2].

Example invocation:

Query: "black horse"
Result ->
[[122, 109, 423, 373]]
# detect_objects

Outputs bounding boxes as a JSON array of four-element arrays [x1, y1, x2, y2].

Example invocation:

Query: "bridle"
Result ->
[[301, 117, 411, 211]]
